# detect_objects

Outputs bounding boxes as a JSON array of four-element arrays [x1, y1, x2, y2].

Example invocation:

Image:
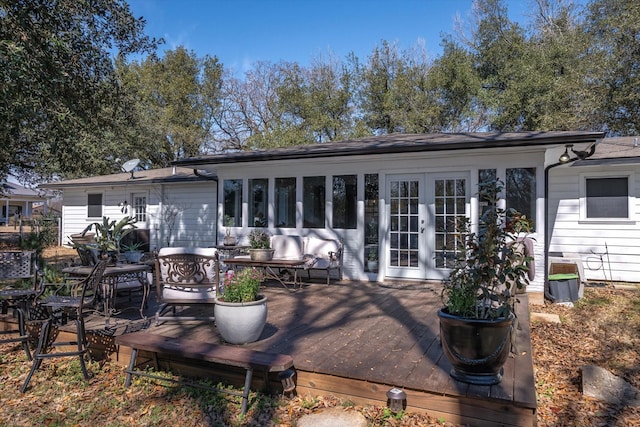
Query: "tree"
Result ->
[[278, 54, 360, 143], [0, 0, 158, 184], [122, 47, 223, 165], [582, 0, 640, 135]]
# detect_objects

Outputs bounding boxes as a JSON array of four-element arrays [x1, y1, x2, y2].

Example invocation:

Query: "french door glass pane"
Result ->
[[389, 179, 420, 268], [434, 178, 466, 268]]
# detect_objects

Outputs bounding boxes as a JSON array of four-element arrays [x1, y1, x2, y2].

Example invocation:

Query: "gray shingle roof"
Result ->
[[38, 167, 213, 189], [174, 131, 605, 167]]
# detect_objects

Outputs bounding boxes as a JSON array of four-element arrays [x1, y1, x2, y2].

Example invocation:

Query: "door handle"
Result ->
[[421, 227, 425, 233]]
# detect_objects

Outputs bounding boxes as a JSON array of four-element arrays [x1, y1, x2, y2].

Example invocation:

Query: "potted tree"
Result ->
[[247, 229, 273, 261], [367, 247, 378, 272], [214, 268, 267, 344], [438, 178, 532, 385]]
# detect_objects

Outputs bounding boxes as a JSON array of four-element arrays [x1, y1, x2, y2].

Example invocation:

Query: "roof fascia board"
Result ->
[[40, 175, 208, 189]]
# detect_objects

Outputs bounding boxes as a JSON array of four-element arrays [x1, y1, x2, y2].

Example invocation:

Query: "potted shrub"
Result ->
[[438, 178, 532, 385], [247, 229, 273, 261], [367, 247, 378, 272], [121, 241, 144, 263], [80, 216, 137, 264], [214, 268, 267, 344]]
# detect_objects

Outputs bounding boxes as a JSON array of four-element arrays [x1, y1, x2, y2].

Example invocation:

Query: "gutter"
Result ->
[[543, 142, 599, 301]]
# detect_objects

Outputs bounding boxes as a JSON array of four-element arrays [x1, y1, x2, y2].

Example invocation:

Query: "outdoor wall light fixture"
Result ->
[[278, 369, 296, 395], [559, 145, 572, 163], [386, 387, 407, 412], [559, 144, 592, 163]]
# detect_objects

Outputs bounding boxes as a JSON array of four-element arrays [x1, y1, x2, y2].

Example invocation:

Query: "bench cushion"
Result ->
[[303, 238, 341, 269], [271, 235, 304, 259]]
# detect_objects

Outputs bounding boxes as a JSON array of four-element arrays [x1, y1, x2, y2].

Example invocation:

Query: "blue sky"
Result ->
[[128, 1, 569, 74]]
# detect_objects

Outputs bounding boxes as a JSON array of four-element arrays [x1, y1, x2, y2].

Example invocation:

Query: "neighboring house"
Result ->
[[39, 167, 217, 249], [548, 136, 640, 283], [0, 181, 50, 225], [173, 131, 605, 293]]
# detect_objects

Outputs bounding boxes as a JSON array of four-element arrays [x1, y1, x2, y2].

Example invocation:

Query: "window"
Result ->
[[223, 180, 243, 227], [364, 174, 379, 272], [586, 177, 628, 218], [275, 177, 296, 228], [506, 168, 536, 229], [332, 175, 357, 229], [132, 194, 147, 222], [249, 179, 268, 227], [479, 169, 497, 217], [303, 176, 325, 228], [87, 193, 102, 218]]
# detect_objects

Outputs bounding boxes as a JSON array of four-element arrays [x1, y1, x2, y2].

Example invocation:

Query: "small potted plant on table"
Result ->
[[214, 268, 267, 344], [247, 229, 273, 261], [438, 178, 532, 385], [121, 241, 144, 263]]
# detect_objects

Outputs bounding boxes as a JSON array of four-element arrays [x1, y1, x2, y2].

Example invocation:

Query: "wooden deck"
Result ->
[[4, 280, 537, 426]]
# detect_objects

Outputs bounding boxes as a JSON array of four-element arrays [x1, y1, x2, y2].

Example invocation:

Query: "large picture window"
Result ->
[[275, 177, 296, 228], [303, 176, 325, 228], [223, 179, 243, 227], [249, 179, 268, 227], [87, 193, 102, 218], [332, 175, 357, 229], [586, 177, 628, 219], [506, 168, 536, 230]]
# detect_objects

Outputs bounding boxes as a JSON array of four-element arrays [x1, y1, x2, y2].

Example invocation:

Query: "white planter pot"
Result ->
[[214, 295, 268, 344]]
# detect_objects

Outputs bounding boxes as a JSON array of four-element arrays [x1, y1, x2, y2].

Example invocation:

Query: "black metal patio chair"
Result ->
[[0, 250, 40, 360], [21, 260, 107, 392]]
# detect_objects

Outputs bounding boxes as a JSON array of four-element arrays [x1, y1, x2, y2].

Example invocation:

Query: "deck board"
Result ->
[[28, 280, 536, 426]]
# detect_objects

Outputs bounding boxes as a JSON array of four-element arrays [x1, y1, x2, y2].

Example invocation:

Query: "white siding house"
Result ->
[[548, 137, 640, 283], [174, 132, 605, 294], [46, 132, 640, 296], [40, 167, 217, 249]]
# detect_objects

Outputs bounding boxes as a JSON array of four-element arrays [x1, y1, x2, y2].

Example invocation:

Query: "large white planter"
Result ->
[[214, 295, 268, 344]]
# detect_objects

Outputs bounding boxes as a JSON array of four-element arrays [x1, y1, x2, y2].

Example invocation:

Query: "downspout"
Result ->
[[544, 143, 597, 301]]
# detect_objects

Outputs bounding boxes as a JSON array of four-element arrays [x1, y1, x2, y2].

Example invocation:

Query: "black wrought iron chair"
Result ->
[[154, 247, 219, 325], [21, 260, 107, 392], [0, 250, 40, 360]]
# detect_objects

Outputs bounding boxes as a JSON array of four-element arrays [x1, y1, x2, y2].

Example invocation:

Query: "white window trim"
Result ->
[[579, 171, 635, 223], [87, 192, 104, 220]]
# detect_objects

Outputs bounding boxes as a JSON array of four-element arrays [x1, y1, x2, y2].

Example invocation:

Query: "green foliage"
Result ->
[[0, 0, 158, 183], [81, 216, 137, 253], [442, 178, 532, 319], [247, 229, 271, 249], [220, 268, 264, 302]]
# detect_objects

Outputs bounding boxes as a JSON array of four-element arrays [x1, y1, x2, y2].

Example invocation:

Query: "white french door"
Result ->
[[386, 173, 468, 280], [386, 175, 425, 279]]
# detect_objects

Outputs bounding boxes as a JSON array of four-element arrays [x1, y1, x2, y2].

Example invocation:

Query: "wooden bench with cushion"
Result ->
[[115, 331, 294, 414], [254, 235, 343, 284]]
